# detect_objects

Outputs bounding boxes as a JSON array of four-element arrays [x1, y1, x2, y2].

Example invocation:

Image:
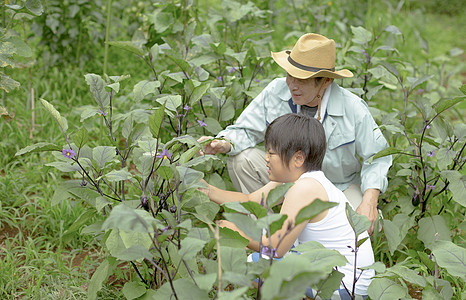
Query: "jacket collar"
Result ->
[[325, 82, 344, 117]]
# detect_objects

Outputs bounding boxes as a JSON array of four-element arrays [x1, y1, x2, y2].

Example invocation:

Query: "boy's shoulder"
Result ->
[[287, 177, 328, 202]]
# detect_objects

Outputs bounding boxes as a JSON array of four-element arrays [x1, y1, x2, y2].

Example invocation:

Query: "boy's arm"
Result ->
[[215, 178, 329, 257], [203, 180, 282, 205]]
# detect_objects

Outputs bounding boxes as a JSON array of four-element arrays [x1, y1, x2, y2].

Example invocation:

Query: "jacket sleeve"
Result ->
[[217, 79, 283, 155], [354, 102, 392, 194]]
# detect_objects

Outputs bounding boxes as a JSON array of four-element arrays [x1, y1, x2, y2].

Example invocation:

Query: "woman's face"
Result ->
[[286, 74, 328, 106]]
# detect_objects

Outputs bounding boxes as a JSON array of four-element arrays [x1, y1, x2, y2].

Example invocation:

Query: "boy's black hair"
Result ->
[[265, 113, 326, 171]]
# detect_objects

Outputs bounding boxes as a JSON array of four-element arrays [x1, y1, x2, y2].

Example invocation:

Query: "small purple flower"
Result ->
[[427, 150, 435, 158], [183, 105, 192, 112], [98, 109, 108, 116], [197, 119, 207, 127], [362, 49, 369, 59], [228, 67, 236, 73], [426, 184, 435, 190], [156, 149, 173, 160], [260, 246, 277, 257], [216, 76, 222, 81], [426, 125, 431, 129], [62, 148, 76, 159], [417, 89, 424, 94], [254, 79, 260, 83]]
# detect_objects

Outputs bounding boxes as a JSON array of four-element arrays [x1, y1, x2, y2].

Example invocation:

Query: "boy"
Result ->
[[201, 113, 374, 297]]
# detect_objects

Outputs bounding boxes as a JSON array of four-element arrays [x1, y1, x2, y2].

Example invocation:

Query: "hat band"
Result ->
[[287, 56, 335, 73]]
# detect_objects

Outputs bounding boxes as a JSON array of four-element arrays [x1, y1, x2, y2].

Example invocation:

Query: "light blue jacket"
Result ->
[[218, 78, 392, 193]]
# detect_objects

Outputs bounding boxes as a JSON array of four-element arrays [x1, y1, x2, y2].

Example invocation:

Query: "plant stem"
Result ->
[[103, 0, 113, 75]]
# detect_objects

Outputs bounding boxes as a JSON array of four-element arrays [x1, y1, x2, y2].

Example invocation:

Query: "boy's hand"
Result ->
[[198, 136, 231, 155]]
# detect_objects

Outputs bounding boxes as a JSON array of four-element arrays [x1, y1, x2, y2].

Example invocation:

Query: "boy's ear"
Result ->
[[293, 150, 305, 168]]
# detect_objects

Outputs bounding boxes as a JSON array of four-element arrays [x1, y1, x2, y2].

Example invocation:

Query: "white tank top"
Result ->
[[296, 171, 374, 295]]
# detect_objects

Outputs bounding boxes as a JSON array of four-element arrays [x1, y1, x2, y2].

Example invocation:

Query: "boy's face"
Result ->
[[265, 148, 293, 182]]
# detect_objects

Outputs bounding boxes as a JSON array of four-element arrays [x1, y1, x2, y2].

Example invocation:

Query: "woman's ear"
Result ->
[[293, 150, 305, 168]]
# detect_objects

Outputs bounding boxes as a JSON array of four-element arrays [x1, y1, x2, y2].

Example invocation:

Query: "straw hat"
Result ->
[[271, 33, 353, 79]]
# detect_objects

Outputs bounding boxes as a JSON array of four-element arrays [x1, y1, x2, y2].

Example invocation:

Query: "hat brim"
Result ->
[[271, 50, 353, 79]]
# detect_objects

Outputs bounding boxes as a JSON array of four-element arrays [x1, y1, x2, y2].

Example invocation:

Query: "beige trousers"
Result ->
[[227, 148, 364, 209]]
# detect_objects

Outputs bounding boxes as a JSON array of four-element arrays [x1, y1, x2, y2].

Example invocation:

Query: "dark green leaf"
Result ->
[[266, 182, 294, 208], [73, 127, 88, 149], [313, 269, 345, 299], [223, 213, 261, 241], [149, 106, 164, 138], [219, 227, 249, 248], [241, 201, 267, 219], [433, 95, 465, 115], [107, 41, 144, 56], [346, 203, 371, 236], [295, 199, 338, 225]]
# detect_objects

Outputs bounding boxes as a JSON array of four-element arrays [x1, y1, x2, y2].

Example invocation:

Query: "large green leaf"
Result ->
[[219, 227, 249, 248], [223, 213, 262, 242], [257, 214, 287, 236], [107, 41, 145, 56], [73, 127, 88, 149], [122, 281, 146, 300], [104, 169, 133, 182], [383, 219, 403, 255], [351, 26, 373, 44], [88, 258, 116, 300], [154, 278, 209, 300], [149, 106, 164, 138], [367, 278, 408, 300], [440, 170, 466, 207], [25, 0, 44, 15], [189, 83, 211, 105], [345, 203, 371, 236], [387, 265, 427, 287], [92, 146, 116, 169], [314, 269, 345, 299], [241, 201, 267, 219], [40, 98, 68, 133], [84, 74, 110, 108], [133, 79, 160, 101], [156, 95, 182, 111], [15, 142, 61, 156], [295, 200, 338, 225], [266, 182, 294, 208], [417, 215, 451, 248], [0, 74, 20, 92], [220, 246, 247, 273], [433, 95, 465, 115], [179, 237, 207, 260], [432, 241, 466, 280], [261, 255, 320, 300], [102, 204, 155, 233]]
